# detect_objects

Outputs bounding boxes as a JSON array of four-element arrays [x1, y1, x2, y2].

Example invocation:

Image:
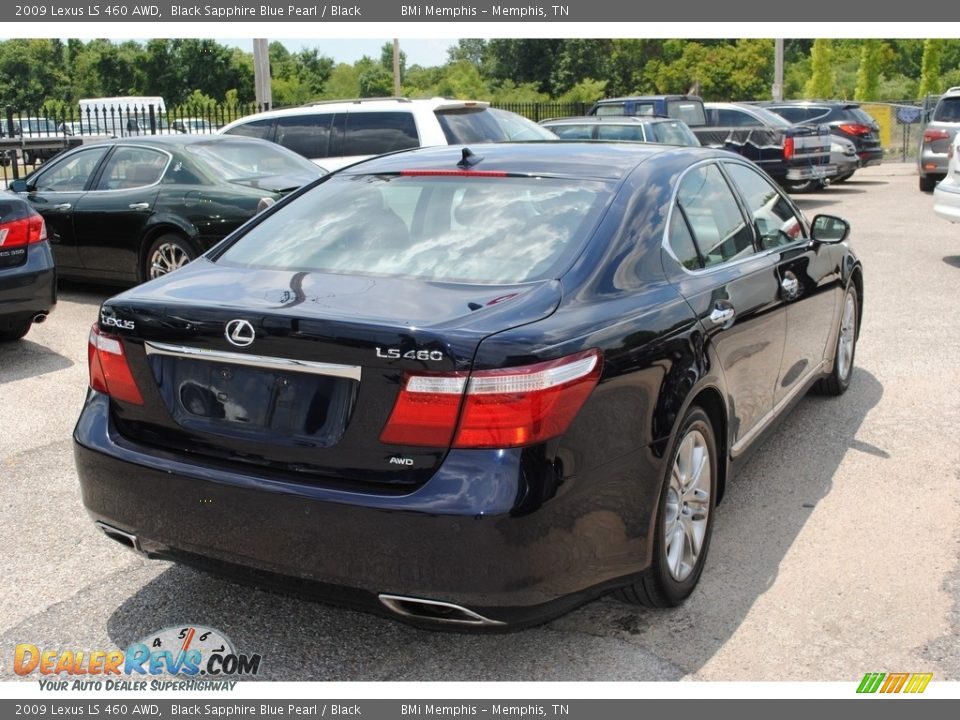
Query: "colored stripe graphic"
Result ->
[[904, 673, 933, 694], [857, 672, 932, 694], [857, 673, 885, 693]]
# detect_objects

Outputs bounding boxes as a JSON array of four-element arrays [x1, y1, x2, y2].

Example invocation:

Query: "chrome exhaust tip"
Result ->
[[378, 594, 505, 627], [94, 521, 144, 554], [32, 313, 48, 324]]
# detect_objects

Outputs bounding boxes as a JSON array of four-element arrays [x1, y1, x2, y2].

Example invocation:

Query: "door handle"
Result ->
[[781, 275, 800, 298], [128, 202, 150, 211], [54, 203, 72, 211], [708, 305, 735, 328]]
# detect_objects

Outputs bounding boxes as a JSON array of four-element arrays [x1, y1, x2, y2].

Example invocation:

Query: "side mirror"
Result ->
[[811, 214, 850, 244], [9, 179, 31, 193]]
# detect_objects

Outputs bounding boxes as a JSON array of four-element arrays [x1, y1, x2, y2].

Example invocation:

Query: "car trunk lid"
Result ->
[[98, 260, 562, 490]]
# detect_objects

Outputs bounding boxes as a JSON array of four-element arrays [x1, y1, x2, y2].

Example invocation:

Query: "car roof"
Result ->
[[335, 141, 722, 181], [225, 97, 489, 122], [593, 95, 701, 103], [540, 115, 673, 125]]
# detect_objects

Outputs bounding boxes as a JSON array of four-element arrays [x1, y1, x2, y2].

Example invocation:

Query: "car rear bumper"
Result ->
[[786, 163, 836, 181], [0, 240, 56, 330], [74, 392, 660, 628], [858, 149, 884, 167], [919, 150, 948, 178], [934, 177, 960, 223]]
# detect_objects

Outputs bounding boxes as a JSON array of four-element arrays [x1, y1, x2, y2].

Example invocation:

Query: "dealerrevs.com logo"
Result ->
[[14, 625, 261, 690]]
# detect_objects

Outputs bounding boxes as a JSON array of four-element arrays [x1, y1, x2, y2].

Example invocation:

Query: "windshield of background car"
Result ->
[[933, 98, 960, 122], [436, 108, 530, 144], [651, 121, 701, 146], [216, 174, 611, 284], [184, 140, 321, 180]]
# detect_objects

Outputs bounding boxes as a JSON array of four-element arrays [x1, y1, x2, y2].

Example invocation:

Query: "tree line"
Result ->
[[2, 38, 958, 111]]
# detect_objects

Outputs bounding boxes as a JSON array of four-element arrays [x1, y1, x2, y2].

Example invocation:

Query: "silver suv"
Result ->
[[918, 87, 960, 191], [220, 97, 555, 172]]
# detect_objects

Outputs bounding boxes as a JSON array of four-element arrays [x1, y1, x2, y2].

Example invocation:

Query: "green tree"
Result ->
[[854, 40, 882, 101], [918, 39, 944, 98], [550, 40, 613, 97], [805, 39, 835, 99]]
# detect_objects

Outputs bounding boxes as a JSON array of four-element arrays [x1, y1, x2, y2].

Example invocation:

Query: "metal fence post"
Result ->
[[149, 104, 157, 135], [5, 105, 19, 180]]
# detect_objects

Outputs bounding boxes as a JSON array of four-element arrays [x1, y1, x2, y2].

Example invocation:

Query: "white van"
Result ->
[[78, 96, 167, 137]]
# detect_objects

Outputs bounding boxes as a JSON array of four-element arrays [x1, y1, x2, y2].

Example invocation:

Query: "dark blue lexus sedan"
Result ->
[[74, 142, 863, 629]]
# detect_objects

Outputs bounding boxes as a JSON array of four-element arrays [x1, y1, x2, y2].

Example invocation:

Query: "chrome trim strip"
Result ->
[[143, 341, 362, 382], [378, 594, 506, 627], [730, 360, 826, 457]]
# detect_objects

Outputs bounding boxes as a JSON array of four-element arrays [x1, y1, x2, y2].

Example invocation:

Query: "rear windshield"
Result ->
[[184, 140, 320, 180], [651, 121, 701, 146], [933, 97, 960, 122], [436, 108, 554, 144], [217, 174, 610, 284]]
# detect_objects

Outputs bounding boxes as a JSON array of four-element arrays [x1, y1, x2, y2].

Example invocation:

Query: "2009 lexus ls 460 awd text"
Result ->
[[74, 142, 863, 630]]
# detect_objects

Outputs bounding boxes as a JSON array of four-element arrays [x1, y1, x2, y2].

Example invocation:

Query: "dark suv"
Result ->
[[760, 101, 883, 176]]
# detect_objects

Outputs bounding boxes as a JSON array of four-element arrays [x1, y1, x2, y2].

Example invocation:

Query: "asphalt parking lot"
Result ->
[[1, 163, 958, 682]]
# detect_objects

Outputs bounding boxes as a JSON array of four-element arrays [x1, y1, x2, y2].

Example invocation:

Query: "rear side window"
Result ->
[[217, 174, 611, 284], [224, 118, 275, 141], [674, 164, 754, 268], [712, 108, 760, 128], [769, 106, 810, 123], [596, 124, 647, 141], [933, 98, 960, 122], [95, 147, 168, 190], [343, 112, 419, 156], [275, 114, 334, 159], [549, 124, 596, 140]]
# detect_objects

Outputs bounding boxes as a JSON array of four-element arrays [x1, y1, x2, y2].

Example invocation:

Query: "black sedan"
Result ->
[[0, 195, 56, 341], [7, 135, 324, 285], [74, 142, 863, 629]]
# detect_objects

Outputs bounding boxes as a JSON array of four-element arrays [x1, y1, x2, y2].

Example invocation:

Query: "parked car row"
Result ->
[[582, 94, 884, 192]]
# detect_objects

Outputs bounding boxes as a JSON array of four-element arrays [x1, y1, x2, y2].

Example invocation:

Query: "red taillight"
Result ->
[[924, 128, 950, 143], [783, 137, 795, 160], [837, 123, 871, 136], [380, 349, 603, 449], [88, 324, 144, 405], [0, 212, 46, 249]]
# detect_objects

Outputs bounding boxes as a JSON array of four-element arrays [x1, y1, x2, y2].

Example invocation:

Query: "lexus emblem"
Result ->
[[225, 319, 256, 347]]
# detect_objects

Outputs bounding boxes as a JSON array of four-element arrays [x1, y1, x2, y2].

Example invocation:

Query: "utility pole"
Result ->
[[773, 38, 784, 101], [253, 38, 272, 111], [393, 39, 401, 97]]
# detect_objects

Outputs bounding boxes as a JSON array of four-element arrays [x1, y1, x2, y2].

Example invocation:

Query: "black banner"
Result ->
[[1, 0, 957, 22]]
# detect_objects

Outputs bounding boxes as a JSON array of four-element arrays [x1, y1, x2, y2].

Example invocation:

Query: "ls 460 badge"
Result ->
[[376, 347, 444, 362]]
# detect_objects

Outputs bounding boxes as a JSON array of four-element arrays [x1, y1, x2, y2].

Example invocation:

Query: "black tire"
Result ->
[[816, 283, 859, 396], [617, 406, 718, 608], [919, 174, 937, 192], [142, 233, 196, 282], [22, 150, 34, 166], [0, 320, 33, 342]]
